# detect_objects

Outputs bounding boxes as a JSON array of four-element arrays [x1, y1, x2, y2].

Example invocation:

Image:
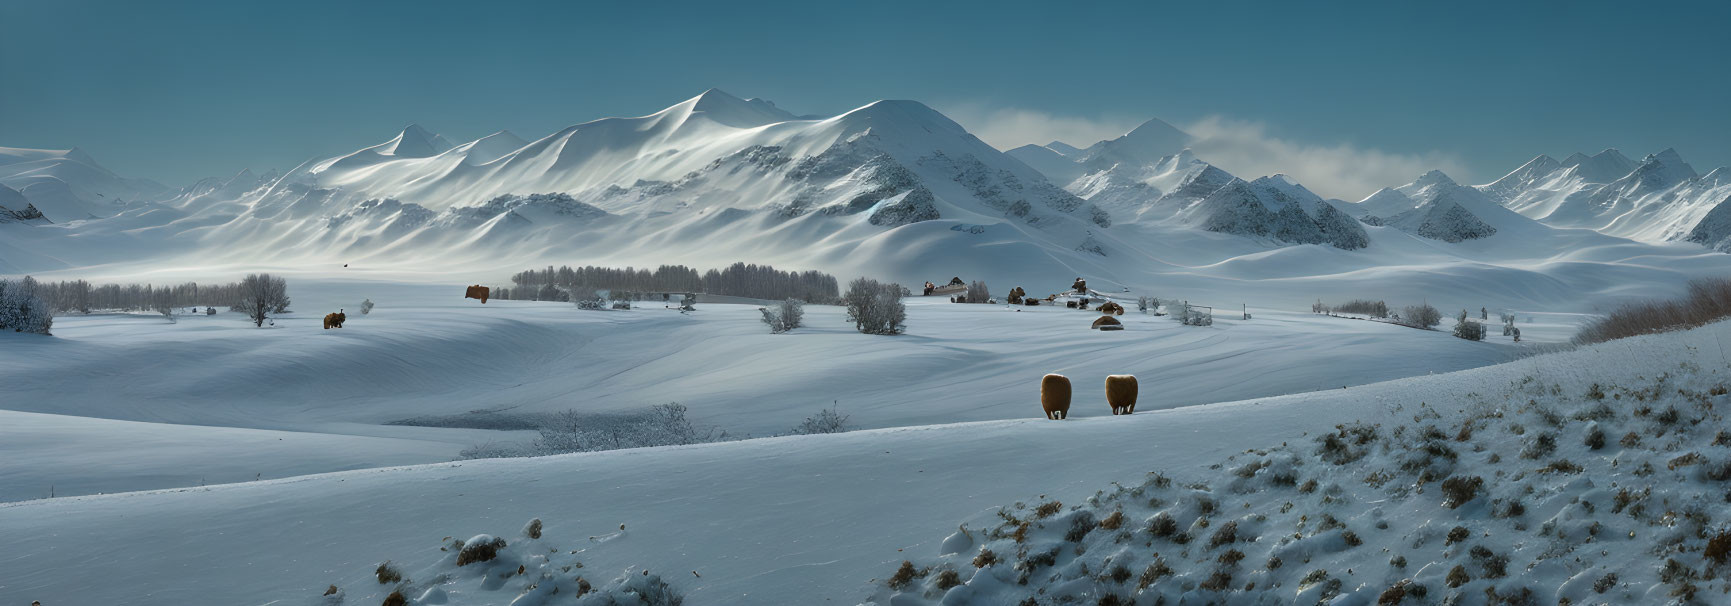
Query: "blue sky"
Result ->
[[3, 0, 1727, 197]]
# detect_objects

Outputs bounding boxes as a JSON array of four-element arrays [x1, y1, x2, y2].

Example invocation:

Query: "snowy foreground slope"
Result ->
[[3, 320, 1727, 605], [0, 281, 1519, 501]]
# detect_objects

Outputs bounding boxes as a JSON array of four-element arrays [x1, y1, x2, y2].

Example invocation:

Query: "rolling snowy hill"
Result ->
[[4, 310, 1726, 606]]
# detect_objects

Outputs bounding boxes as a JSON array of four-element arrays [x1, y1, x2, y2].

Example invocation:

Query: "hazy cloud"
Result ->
[[948, 105, 1468, 200], [941, 104, 1144, 152], [1183, 116, 1470, 201]]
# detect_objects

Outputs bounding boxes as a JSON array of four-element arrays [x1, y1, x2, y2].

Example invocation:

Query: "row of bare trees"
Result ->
[[19, 274, 291, 327]]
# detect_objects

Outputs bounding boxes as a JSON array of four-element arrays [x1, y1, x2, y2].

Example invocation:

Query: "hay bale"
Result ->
[[1106, 374, 1138, 415], [1024, 299, 1040, 306], [464, 285, 491, 304], [1099, 302, 1125, 315], [322, 312, 346, 329], [1065, 301, 1078, 309], [1092, 315, 1122, 329], [1041, 374, 1072, 420]]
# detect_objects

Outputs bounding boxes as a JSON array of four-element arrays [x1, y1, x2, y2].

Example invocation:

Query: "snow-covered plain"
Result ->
[[0, 280, 1524, 502], [4, 88, 1731, 605], [2, 311, 1726, 605]]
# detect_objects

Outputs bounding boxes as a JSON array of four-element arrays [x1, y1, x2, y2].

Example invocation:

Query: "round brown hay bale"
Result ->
[[1041, 374, 1072, 420], [1099, 301, 1125, 315], [1106, 374, 1138, 414], [1024, 298, 1039, 306], [1092, 315, 1122, 329], [1065, 300, 1078, 309]]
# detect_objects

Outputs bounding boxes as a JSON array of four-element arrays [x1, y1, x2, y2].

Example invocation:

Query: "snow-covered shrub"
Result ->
[[966, 280, 990, 304], [0, 278, 54, 335], [235, 273, 289, 327], [1138, 296, 1150, 312], [789, 405, 850, 435], [1178, 302, 1213, 326], [759, 298, 805, 333], [323, 521, 685, 606], [360, 298, 375, 315], [527, 403, 723, 456], [1400, 302, 1442, 329], [1453, 317, 1486, 341], [844, 277, 906, 335]]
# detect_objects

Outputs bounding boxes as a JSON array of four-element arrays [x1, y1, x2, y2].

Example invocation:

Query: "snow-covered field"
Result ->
[[5, 86, 1731, 606], [0, 279, 1528, 502], [2, 307, 1725, 605]]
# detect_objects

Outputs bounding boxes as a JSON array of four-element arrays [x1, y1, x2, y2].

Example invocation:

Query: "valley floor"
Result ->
[[0, 279, 1524, 501], [5, 293, 1720, 604]]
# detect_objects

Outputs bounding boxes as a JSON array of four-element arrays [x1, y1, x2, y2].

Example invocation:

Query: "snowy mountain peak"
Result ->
[[1044, 141, 1083, 156], [1122, 118, 1189, 143], [1481, 154, 1563, 200], [673, 88, 799, 127], [1414, 169, 1456, 186], [381, 124, 453, 158], [63, 146, 98, 166], [1559, 148, 1638, 184], [1077, 117, 1193, 170], [1639, 148, 1695, 177]]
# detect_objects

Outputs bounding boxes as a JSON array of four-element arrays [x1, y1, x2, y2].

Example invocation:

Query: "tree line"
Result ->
[[498, 262, 840, 303], [21, 276, 287, 315]]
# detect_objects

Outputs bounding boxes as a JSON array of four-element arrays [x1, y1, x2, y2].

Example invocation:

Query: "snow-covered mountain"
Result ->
[[0, 146, 170, 222], [1, 90, 1146, 283], [1482, 147, 1731, 246], [1175, 175, 1369, 249], [0, 184, 50, 225], [6, 90, 1729, 296], [1351, 170, 1531, 243]]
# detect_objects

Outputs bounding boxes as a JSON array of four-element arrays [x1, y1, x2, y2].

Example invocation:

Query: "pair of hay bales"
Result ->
[[1098, 301, 1125, 315], [1040, 373, 1138, 419], [1006, 286, 1027, 304]]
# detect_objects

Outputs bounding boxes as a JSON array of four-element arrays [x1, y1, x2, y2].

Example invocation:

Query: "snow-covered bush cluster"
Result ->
[[1453, 310, 1487, 341], [759, 298, 804, 333], [1323, 299, 1389, 318], [789, 405, 851, 435], [1575, 277, 1731, 345], [845, 277, 907, 335], [870, 359, 1731, 605], [1399, 303, 1442, 329], [0, 278, 53, 335], [319, 519, 684, 606], [459, 403, 729, 459]]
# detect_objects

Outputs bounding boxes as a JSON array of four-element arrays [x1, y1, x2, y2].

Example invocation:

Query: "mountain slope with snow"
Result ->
[[1485, 147, 1731, 246], [0, 146, 170, 222]]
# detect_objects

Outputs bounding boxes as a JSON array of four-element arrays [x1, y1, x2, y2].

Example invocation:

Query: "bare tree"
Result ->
[[237, 273, 288, 327]]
